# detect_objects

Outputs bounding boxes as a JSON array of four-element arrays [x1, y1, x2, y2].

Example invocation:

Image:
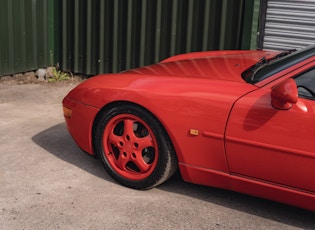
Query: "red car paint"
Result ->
[[63, 48, 315, 211]]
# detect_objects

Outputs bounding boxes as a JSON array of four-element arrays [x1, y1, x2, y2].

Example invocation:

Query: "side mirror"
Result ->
[[271, 78, 298, 110]]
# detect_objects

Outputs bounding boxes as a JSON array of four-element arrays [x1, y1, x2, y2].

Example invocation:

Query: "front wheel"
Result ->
[[94, 103, 178, 189]]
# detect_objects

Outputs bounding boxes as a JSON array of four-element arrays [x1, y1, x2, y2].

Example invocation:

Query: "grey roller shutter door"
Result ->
[[260, 0, 315, 50]]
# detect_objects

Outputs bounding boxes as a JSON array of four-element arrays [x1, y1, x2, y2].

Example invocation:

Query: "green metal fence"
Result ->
[[0, 0, 54, 76], [0, 0, 260, 77]]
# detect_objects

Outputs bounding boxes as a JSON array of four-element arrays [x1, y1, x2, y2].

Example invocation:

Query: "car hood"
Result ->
[[123, 50, 278, 82]]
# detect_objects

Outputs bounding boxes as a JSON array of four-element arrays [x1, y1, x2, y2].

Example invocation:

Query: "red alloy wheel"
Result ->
[[102, 114, 158, 181], [94, 104, 177, 189]]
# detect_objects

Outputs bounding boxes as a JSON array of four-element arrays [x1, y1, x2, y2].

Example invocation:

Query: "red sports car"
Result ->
[[63, 45, 315, 211]]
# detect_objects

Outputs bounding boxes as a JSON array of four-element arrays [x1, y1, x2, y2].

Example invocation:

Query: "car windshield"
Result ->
[[243, 44, 315, 84]]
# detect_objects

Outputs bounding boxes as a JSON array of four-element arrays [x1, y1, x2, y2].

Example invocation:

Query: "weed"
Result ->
[[48, 67, 71, 83]]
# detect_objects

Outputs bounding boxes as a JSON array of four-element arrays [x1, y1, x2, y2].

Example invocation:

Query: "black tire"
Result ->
[[94, 103, 178, 189]]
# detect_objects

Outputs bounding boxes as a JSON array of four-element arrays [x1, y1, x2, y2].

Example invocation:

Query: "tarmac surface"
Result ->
[[0, 80, 314, 229]]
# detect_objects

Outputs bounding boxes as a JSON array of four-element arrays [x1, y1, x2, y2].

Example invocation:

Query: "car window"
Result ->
[[294, 68, 315, 100]]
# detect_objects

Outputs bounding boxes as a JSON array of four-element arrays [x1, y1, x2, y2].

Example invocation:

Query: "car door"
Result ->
[[225, 65, 315, 192]]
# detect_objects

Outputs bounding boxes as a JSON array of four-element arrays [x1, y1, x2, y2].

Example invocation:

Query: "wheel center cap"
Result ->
[[125, 143, 133, 152]]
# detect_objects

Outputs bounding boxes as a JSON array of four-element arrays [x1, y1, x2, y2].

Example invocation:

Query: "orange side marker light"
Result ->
[[189, 129, 199, 136], [63, 106, 72, 118]]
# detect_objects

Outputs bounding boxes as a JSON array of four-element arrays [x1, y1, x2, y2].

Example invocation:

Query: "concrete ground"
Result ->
[[0, 80, 314, 229]]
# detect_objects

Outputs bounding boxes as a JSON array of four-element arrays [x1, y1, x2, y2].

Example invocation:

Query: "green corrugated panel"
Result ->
[[0, 0, 258, 77], [68, 0, 249, 75], [241, 0, 261, 50], [0, 0, 11, 75], [0, 0, 52, 76], [251, 0, 261, 49], [48, 0, 56, 65]]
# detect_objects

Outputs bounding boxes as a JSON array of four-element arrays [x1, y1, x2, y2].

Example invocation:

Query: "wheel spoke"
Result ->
[[132, 151, 150, 172], [136, 135, 154, 150], [123, 119, 135, 139], [108, 132, 124, 149], [115, 153, 130, 170]]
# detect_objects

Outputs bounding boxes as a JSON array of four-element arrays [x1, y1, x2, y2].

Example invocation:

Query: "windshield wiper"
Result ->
[[243, 49, 297, 83], [270, 49, 297, 60]]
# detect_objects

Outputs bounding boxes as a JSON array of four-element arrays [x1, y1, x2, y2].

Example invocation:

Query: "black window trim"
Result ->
[[249, 44, 315, 84]]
